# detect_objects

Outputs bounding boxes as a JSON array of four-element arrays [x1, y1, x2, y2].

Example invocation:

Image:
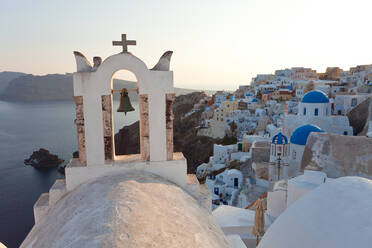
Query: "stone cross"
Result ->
[[112, 34, 136, 53]]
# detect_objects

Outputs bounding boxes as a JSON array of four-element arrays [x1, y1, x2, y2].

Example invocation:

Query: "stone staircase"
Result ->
[[33, 179, 67, 224]]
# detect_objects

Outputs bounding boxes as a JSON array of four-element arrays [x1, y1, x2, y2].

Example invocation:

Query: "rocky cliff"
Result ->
[[115, 122, 140, 155], [0, 74, 73, 101], [301, 132, 372, 178], [24, 148, 65, 169]]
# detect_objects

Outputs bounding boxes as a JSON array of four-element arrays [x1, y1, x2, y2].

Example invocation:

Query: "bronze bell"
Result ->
[[117, 89, 135, 115]]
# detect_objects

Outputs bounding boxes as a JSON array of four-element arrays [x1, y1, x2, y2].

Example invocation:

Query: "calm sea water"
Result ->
[[0, 100, 139, 248]]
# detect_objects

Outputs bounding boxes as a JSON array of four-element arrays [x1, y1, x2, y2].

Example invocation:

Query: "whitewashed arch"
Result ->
[[73, 52, 173, 166], [94, 53, 151, 95]]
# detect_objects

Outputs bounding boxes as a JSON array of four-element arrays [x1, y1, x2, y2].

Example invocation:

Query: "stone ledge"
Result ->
[[199, 184, 212, 212], [185, 174, 200, 200], [187, 173, 199, 184], [173, 152, 185, 160], [67, 158, 84, 168], [65, 153, 188, 191], [49, 179, 67, 206], [34, 193, 49, 224]]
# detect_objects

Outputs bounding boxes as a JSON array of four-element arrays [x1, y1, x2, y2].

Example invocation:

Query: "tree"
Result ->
[[229, 121, 237, 136], [304, 81, 315, 94], [219, 135, 237, 145]]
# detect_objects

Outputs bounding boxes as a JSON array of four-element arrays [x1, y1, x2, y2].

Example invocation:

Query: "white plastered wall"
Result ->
[[289, 144, 305, 177], [267, 190, 287, 218], [298, 102, 329, 117]]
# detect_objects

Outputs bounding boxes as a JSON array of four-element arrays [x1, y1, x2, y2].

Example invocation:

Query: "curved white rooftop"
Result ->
[[21, 171, 230, 248], [213, 205, 271, 228], [258, 177, 372, 248], [226, 169, 242, 176]]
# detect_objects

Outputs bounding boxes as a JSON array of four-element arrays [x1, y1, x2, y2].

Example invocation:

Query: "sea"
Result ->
[[0, 100, 139, 248]]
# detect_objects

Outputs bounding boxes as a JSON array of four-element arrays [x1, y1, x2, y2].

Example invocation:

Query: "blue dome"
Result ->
[[272, 132, 288, 145], [290, 124, 324, 146], [252, 98, 258, 103], [301, 90, 329, 103]]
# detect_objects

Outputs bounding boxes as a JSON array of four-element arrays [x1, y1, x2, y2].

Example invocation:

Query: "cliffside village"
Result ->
[[19, 33, 372, 248], [190, 65, 372, 245]]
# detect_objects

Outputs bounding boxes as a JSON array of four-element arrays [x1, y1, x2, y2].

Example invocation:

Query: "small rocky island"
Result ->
[[24, 148, 65, 169]]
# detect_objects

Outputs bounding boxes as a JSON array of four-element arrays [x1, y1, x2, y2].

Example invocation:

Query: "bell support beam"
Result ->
[[111, 88, 138, 93]]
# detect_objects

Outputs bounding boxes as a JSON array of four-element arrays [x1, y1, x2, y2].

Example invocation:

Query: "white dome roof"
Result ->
[[258, 177, 372, 248], [21, 171, 230, 248]]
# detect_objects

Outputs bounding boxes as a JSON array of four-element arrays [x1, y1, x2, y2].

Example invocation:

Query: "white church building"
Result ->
[[288, 124, 324, 177], [283, 90, 353, 137]]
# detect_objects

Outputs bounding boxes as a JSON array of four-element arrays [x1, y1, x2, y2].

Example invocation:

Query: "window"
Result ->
[[214, 187, 219, 195], [351, 98, 357, 107], [314, 108, 319, 116], [234, 178, 239, 188], [303, 107, 306, 115], [344, 131, 348, 135]]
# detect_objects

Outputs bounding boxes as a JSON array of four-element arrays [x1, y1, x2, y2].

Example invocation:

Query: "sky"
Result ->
[[1, 0, 372, 90]]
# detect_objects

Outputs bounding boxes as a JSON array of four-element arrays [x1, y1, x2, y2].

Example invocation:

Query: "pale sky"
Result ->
[[1, 0, 372, 90]]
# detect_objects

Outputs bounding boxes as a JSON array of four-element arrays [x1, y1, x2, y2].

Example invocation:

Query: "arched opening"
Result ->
[[111, 70, 140, 159]]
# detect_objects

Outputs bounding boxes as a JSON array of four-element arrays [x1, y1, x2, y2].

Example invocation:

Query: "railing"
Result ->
[[245, 192, 267, 210]]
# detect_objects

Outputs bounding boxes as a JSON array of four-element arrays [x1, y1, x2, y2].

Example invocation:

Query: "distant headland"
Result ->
[[0, 71, 216, 102]]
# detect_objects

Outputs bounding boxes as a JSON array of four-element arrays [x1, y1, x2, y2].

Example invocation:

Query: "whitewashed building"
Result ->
[[267, 169, 328, 219], [205, 169, 243, 206], [212, 144, 237, 164], [260, 176, 372, 248], [214, 91, 230, 105], [333, 93, 371, 115]]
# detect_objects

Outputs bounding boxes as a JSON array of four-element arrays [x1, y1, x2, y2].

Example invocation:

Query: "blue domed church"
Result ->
[[282, 90, 353, 177], [283, 90, 353, 138]]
